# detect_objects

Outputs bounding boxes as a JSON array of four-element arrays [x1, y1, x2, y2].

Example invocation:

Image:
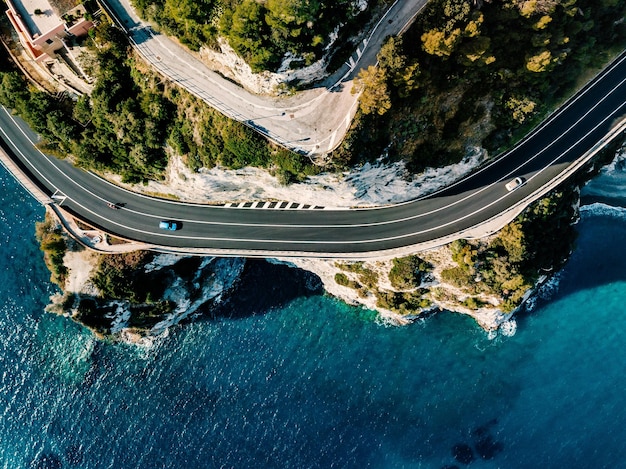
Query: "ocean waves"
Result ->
[[580, 201, 626, 218]]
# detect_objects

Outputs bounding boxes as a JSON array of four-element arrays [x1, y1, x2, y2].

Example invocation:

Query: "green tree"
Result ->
[[352, 66, 392, 116], [46, 110, 78, 150], [222, 0, 278, 72], [0, 72, 29, 108], [526, 49, 556, 72], [506, 96, 537, 123], [378, 37, 421, 97], [450, 239, 477, 273], [378, 37, 407, 71], [458, 35, 495, 66], [498, 221, 527, 263], [388, 255, 431, 290], [421, 28, 462, 57], [265, 0, 322, 49]]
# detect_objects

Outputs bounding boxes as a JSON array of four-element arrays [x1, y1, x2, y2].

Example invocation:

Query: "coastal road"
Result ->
[[100, 0, 429, 158], [1, 51, 625, 258]]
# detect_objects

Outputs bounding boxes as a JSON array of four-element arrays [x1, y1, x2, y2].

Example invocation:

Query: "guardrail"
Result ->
[[97, 0, 310, 156], [460, 118, 626, 241], [0, 145, 52, 205]]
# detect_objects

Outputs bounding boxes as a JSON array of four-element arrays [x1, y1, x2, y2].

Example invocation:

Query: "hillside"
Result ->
[[2, 0, 626, 338]]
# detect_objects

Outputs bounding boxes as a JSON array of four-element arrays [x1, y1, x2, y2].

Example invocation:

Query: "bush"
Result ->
[[35, 216, 68, 286], [376, 290, 431, 315], [221, 0, 364, 72], [338, 0, 626, 173], [335, 272, 350, 286], [334, 272, 360, 290], [462, 297, 485, 310], [336, 262, 378, 288], [92, 251, 157, 303], [440, 266, 473, 289], [388, 255, 431, 290]]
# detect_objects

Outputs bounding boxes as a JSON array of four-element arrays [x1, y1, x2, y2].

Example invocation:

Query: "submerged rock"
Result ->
[[451, 443, 474, 465], [475, 435, 504, 460]]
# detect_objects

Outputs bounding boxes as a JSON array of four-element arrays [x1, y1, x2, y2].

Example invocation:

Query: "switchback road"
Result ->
[[100, 0, 429, 158]]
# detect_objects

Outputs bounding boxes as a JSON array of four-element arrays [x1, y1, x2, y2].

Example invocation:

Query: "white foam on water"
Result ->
[[580, 202, 626, 219], [597, 146, 626, 175], [500, 319, 517, 337], [525, 273, 562, 312]]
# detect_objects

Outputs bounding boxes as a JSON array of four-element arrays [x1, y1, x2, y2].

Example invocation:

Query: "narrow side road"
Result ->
[[100, 0, 429, 157]]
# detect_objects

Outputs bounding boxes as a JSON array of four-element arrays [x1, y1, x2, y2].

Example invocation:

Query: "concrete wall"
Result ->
[[5, 0, 94, 62]]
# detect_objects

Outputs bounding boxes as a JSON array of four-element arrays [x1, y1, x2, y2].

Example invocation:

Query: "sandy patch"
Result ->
[[64, 249, 99, 294]]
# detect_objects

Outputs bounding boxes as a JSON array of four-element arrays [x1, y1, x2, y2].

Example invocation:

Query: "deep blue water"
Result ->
[[1, 156, 626, 469]]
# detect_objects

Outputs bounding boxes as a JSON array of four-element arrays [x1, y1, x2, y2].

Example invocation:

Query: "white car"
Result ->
[[505, 177, 525, 192]]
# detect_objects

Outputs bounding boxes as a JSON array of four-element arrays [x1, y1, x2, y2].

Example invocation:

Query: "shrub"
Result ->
[[462, 297, 485, 310], [376, 289, 431, 315], [92, 251, 156, 303], [335, 272, 350, 286], [388, 255, 431, 290], [440, 266, 473, 289], [35, 216, 68, 286], [336, 262, 378, 288]]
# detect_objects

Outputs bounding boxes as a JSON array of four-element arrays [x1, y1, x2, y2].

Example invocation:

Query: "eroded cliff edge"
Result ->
[[39, 172, 594, 343]]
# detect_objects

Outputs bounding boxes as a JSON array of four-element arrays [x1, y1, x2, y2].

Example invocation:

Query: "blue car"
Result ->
[[159, 220, 180, 231]]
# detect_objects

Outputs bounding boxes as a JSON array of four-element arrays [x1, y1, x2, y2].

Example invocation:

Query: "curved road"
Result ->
[[1, 51, 625, 258], [100, 0, 429, 157]]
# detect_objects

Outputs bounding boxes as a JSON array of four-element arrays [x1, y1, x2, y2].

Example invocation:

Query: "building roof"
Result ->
[[10, 0, 63, 38]]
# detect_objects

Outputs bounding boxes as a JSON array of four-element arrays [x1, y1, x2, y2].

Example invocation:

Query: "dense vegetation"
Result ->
[[35, 215, 68, 286], [132, 0, 219, 50], [337, 0, 626, 171], [378, 254, 433, 313], [333, 186, 579, 315], [92, 251, 158, 302], [0, 22, 317, 183], [0, 25, 169, 182], [440, 186, 578, 312], [334, 257, 433, 315], [388, 255, 432, 290], [10, 0, 625, 323], [74, 250, 176, 336], [132, 0, 374, 72], [3, 1, 623, 182]]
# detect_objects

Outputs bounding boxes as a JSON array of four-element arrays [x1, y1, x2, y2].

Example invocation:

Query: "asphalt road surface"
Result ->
[[1, 52, 625, 257], [100, 0, 430, 157]]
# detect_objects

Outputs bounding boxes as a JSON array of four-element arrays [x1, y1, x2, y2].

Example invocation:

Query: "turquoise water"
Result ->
[[1, 162, 625, 468]]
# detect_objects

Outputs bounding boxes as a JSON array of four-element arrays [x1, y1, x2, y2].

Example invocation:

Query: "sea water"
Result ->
[[0, 159, 626, 469]]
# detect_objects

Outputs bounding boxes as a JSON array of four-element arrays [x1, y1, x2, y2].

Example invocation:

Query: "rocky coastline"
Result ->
[[18, 5, 624, 342], [40, 157, 597, 343], [39, 135, 626, 343]]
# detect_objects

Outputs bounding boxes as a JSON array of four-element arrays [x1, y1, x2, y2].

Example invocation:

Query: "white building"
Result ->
[[5, 0, 94, 63]]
